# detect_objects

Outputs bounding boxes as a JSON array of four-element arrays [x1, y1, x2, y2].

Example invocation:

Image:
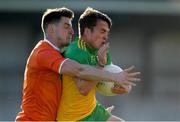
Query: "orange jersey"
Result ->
[[16, 40, 66, 121]]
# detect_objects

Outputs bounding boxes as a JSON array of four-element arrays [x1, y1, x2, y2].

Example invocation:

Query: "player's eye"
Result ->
[[64, 23, 71, 29], [64, 25, 69, 29], [101, 30, 105, 34]]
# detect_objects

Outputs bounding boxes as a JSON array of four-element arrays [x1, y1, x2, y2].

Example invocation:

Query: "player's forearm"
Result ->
[[76, 65, 117, 82], [61, 59, 117, 82]]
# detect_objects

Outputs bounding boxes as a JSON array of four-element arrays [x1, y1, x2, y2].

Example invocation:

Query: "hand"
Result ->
[[106, 105, 114, 113], [74, 78, 97, 96], [97, 43, 109, 66], [111, 84, 132, 94], [115, 66, 140, 86]]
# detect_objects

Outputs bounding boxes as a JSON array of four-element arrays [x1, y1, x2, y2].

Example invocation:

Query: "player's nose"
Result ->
[[103, 35, 108, 42], [69, 27, 74, 35], [104, 33, 109, 40]]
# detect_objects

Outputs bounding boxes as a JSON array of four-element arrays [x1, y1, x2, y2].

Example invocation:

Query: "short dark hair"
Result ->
[[78, 7, 112, 37], [41, 7, 74, 33]]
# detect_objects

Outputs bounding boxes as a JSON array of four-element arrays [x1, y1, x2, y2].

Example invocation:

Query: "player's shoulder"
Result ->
[[34, 41, 53, 51], [65, 39, 88, 56], [64, 38, 90, 63], [33, 41, 62, 59]]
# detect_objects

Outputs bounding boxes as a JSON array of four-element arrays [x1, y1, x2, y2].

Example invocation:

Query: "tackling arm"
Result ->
[[60, 59, 140, 85]]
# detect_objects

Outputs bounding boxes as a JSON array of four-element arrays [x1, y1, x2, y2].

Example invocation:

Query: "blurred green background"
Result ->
[[0, 0, 179, 121]]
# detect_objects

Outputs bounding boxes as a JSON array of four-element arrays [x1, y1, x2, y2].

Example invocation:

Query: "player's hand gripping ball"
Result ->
[[96, 64, 131, 96]]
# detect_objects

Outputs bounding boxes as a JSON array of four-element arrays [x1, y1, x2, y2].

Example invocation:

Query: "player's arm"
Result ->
[[37, 47, 139, 89], [61, 58, 140, 88]]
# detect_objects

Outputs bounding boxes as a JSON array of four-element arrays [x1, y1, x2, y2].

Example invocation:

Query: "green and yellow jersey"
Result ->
[[56, 38, 111, 121]]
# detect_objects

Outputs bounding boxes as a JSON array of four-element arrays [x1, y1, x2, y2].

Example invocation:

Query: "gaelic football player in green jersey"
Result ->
[[57, 7, 139, 121]]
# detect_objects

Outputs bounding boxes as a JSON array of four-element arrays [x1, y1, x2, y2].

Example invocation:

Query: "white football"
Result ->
[[96, 64, 123, 96]]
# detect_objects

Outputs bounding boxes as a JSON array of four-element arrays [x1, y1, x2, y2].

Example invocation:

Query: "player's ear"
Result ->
[[47, 24, 56, 34], [84, 28, 91, 38]]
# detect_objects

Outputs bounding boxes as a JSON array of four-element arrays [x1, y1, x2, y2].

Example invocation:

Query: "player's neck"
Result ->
[[45, 36, 61, 49]]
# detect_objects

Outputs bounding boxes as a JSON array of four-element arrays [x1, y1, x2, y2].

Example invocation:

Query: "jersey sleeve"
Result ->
[[37, 49, 66, 74]]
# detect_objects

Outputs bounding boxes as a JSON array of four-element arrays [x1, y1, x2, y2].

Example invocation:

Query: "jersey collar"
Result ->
[[78, 38, 98, 54], [44, 39, 60, 52]]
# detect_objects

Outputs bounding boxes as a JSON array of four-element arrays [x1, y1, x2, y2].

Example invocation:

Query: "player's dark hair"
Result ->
[[41, 7, 74, 34], [78, 7, 112, 37]]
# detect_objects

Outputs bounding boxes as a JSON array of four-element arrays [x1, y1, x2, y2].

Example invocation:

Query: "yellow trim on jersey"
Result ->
[[78, 39, 80, 48], [78, 39, 87, 51]]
